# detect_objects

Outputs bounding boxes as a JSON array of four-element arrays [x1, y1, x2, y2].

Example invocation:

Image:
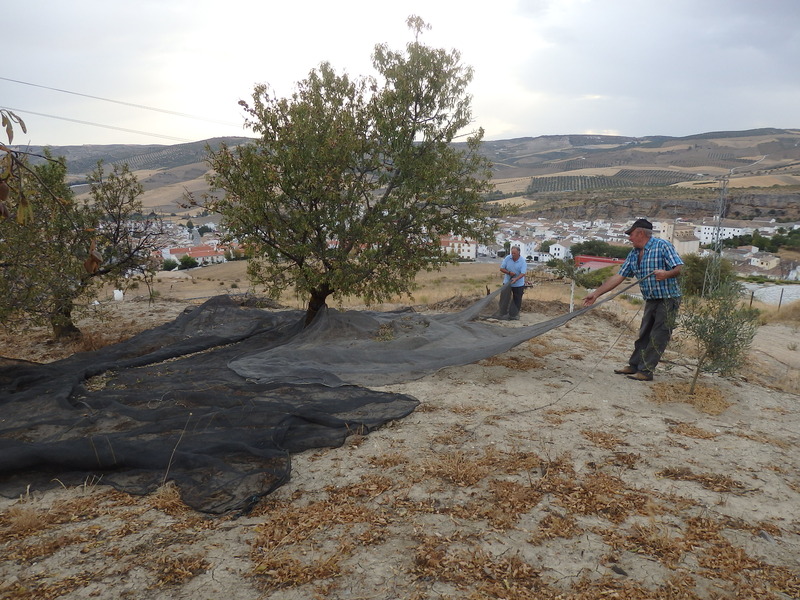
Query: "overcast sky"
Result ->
[[3, 0, 798, 147]]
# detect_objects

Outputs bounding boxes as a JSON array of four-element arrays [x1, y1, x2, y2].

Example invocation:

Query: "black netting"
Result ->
[[0, 287, 607, 513]]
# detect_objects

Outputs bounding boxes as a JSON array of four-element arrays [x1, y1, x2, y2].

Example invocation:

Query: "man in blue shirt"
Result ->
[[583, 219, 683, 381], [492, 246, 527, 320]]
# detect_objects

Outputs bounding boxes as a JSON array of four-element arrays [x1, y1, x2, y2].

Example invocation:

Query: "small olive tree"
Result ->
[[678, 257, 759, 394]]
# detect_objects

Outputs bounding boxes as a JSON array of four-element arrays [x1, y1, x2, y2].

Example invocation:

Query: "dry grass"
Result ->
[[529, 512, 582, 543], [757, 298, 800, 325], [418, 451, 492, 486], [148, 482, 192, 516], [729, 430, 792, 450], [551, 471, 651, 524], [657, 467, 746, 492], [669, 422, 718, 439], [581, 429, 627, 450], [480, 353, 544, 371], [623, 522, 688, 567], [412, 536, 547, 596], [649, 382, 732, 415], [154, 553, 211, 587]]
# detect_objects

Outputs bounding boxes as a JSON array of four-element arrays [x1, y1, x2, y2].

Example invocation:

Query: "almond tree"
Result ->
[[206, 17, 496, 324]]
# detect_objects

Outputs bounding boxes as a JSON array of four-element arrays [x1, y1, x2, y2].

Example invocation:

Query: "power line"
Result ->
[[0, 76, 240, 127], [1, 106, 193, 143]]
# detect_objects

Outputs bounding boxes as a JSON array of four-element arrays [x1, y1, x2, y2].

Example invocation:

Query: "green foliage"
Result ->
[[678, 280, 759, 394], [680, 253, 736, 297], [179, 255, 198, 270], [197, 225, 212, 236], [547, 258, 581, 281], [207, 17, 495, 323], [719, 228, 800, 253], [0, 157, 163, 337], [547, 259, 613, 289], [579, 266, 615, 289], [162, 258, 179, 271], [569, 240, 630, 259], [539, 240, 554, 253]]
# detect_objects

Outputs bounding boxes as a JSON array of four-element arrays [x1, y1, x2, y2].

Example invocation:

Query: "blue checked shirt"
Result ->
[[618, 237, 683, 299]]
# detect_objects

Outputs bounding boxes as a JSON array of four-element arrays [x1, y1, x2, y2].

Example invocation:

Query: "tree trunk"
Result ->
[[50, 298, 81, 340], [304, 285, 333, 327], [688, 350, 707, 395]]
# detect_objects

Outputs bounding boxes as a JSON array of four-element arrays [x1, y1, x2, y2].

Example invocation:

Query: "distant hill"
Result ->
[[13, 128, 800, 220], [16, 136, 253, 176], [481, 128, 800, 185]]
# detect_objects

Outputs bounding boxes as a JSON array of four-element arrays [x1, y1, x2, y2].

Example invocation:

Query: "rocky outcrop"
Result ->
[[524, 192, 800, 222]]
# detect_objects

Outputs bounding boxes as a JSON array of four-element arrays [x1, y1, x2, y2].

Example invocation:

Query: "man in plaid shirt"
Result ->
[[583, 218, 684, 381]]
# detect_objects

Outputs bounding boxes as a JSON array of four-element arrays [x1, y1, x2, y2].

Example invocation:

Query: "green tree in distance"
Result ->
[[179, 255, 198, 270], [206, 16, 495, 324], [569, 239, 629, 259], [679, 253, 735, 297]]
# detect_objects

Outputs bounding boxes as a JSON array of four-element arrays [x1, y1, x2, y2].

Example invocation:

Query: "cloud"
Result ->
[[3, 0, 798, 145]]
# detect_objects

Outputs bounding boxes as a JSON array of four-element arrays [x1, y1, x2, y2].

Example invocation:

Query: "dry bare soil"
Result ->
[[1, 262, 799, 599]]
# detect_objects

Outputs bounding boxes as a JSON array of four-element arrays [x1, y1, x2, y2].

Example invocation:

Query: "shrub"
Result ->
[[179, 255, 198, 270], [679, 280, 759, 394], [680, 254, 735, 296]]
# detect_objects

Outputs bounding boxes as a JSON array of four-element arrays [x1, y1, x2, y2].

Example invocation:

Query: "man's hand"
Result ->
[[583, 292, 598, 307], [654, 268, 681, 281]]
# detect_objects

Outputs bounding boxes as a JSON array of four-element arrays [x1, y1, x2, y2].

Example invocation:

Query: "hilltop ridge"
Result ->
[[14, 128, 800, 220]]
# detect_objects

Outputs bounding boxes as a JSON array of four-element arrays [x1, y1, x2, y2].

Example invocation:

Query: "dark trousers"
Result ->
[[498, 286, 525, 317], [629, 297, 680, 375]]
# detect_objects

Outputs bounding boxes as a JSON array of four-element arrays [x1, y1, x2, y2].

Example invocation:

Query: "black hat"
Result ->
[[625, 218, 653, 235]]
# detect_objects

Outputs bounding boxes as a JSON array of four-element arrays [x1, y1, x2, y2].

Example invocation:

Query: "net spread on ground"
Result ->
[[0, 287, 597, 513]]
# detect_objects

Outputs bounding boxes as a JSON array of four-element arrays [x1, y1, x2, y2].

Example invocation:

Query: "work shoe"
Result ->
[[626, 372, 653, 381], [613, 365, 637, 375], [509, 315, 520, 321]]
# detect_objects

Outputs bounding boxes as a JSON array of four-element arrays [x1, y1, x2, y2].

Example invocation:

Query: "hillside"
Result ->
[[16, 128, 800, 220]]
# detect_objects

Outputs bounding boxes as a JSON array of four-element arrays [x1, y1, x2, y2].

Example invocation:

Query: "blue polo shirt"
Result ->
[[500, 254, 527, 287], [618, 237, 683, 299]]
